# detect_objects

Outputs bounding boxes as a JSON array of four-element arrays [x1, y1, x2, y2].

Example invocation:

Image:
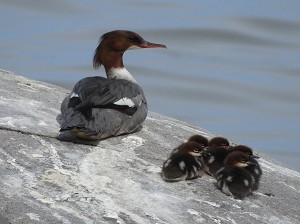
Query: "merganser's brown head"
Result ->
[[93, 30, 166, 72], [224, 151, 254, 168]]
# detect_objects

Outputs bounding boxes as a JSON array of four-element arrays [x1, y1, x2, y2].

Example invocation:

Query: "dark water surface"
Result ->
[[1, 1, 300, 171]]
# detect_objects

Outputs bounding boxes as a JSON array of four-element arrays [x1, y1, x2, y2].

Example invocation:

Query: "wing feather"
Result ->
[[68, 77, 145, 112]]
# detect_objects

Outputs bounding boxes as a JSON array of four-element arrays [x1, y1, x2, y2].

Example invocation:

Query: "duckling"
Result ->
[[216, 151, 254, 199], [162, 142, 205, 182], [230, 145, 262, 191], [201, 146, 230, 178]]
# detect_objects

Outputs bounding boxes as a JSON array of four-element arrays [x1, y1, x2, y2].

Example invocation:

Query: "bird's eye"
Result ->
[[128, 36, 136, 41], [193, 149, 200, 153]]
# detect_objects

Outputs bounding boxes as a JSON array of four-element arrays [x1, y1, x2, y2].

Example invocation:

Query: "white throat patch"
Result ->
[[208, 156, 215, 164], [128, 45, 142, 50], [107, 67, 137, 83]]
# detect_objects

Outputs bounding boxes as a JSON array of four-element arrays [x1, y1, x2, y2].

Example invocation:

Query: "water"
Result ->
[[1, 0, 300, 171]]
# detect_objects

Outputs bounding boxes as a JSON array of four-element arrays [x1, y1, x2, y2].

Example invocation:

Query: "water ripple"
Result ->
[[141, 28, 297, 48], [234, 16, 300, 34]]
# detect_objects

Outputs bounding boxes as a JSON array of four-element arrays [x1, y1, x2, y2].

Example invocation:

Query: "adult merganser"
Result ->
[[216, 151, 254, 199], [59, 30, 166, 140], [162, 142, 206, 182]]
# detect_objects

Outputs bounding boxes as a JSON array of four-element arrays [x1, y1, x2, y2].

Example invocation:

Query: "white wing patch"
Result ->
[[208, 156, 215, 164], [172, 148, 179, 154], [226, 176, 233, 182], [216, 167, 224, 175], [217, 179, 222, 188], [192, 165, 198, 173], [164, 159, 172, 168], [243, 179, 249, 186], [114, 97, 135, 107], [179, 161, 186, 171], [70, 92, 79, 98], [222, 183, 232, 196]]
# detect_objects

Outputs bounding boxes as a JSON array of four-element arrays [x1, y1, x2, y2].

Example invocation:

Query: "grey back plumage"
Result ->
[[60, 76, 147, 139]]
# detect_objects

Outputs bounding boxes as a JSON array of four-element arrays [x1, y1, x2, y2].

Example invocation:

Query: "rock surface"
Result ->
[[0, 69, 299, 224]]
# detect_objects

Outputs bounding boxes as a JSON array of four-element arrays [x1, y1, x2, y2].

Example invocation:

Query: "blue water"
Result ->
[[1, 1, 300, 171]]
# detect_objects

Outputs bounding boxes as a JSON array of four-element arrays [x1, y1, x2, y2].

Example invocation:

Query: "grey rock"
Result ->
[[0, 69, 299, 224]]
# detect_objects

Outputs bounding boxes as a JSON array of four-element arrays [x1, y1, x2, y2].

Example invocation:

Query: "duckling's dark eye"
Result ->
[[193, 149, 200, 153]]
